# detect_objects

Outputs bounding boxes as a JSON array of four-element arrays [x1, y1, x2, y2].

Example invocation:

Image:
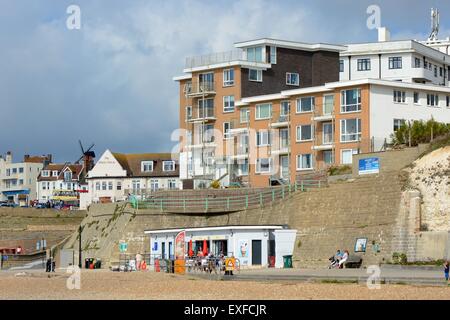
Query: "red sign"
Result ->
[[175, 231, 185, 260], [174, 231, 186, 275]]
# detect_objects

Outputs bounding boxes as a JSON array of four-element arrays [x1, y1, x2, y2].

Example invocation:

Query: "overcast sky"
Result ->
[[1, 0, 449, 162]]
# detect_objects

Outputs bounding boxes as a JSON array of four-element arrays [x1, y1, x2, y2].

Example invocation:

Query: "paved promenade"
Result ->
[[194, 265, 447, 286]]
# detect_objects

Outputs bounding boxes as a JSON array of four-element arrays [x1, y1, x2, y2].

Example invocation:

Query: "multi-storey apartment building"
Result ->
[[0, 152, 52, 205], [175, 38, 346, 188], [175, 34, 450, 189], [36, 163, 87, 203], [235, 78, 450, 187], [82, 150, 181, 207]]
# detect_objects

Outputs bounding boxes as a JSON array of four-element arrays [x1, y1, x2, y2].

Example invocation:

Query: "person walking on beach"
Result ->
[[444, 261, 449, 282]]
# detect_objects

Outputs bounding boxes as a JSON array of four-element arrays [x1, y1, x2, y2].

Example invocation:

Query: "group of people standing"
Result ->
[[45, 257, 55, 272]]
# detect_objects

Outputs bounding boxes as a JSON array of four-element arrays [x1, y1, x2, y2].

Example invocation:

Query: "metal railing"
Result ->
[[184, 81, 216, 97], [129, 181, 326, 213], [185, 50, 244, 69]]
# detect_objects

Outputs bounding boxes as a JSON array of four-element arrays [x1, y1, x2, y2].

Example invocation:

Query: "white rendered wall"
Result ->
[[369, 84, 450, 150]]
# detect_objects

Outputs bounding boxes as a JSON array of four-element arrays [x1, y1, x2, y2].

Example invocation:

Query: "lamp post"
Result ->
[[78, 225, 83, 269]]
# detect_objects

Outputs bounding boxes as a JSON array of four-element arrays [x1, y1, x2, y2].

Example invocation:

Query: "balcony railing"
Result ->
[[185, 50, 244, 69], [184, 81, 216, 97]]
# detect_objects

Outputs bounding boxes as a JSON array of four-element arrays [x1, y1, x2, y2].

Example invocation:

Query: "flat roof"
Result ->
[[144, 225, 287, 235], [234, 38, 346, 52], [341, 39, 450, 61]]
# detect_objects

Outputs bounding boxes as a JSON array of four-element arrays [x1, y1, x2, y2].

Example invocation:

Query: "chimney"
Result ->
[[6, 151, 12, 163], [378, 27, 391, 42]]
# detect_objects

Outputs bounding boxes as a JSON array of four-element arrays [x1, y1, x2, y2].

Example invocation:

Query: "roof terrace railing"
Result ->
[[129, 180, 326, 213], [185, 49, 244, 69]]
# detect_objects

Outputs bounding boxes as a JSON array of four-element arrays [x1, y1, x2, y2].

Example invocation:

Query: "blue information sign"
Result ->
[[358, 157, 380, 175]]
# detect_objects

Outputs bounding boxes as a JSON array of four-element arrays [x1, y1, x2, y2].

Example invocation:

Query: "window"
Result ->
[[223, 122, 232, 139], [341, 149, 358, 164], [150, 179, 158, 191], [388, 57, 402, 69], [323, 150, 334, 165], [279, 101, 290, 122], [269, 46, 277, 64], [255, 103, 272, 119], [12, 168, 17, 174], [447, 96, 450, 107], [286, 73, 299, 86], [223, 68, 234, 86], [323, 122, 334, 144], [393, 90, 406, 103], [238, 159, 249, 176], [42, 182, 47, 190], [168, 179, 177, 190], [41, 170, 49, 177], [223, 95, 235, 113], [296, 125, 313, 142], [434, 66, 438, 77], [108, 182, 113, 190], [117, 182, 122, 191], [297, 154, 313, 170], [64, 171, 72, 181], [246, 46, 263, 62], [95, 182, 100, 191], [296, 97, 315, 113], [357, 58, 371, 71], [340, 118, 362, 142], [393, 119, 405, 132], [102, 182, 107, 191], [19, 168, 24, 174], [256, 130, 271, 146], [414, 57, 421, 68], [240, 108, 250, 123], [199, 72, 214, 85], [249, 69, 262, 82], [323, 95, 334, 115], [198, 98, 214, 118], [414, 92, 419, 104], [141, 161, 153, 172], [132, 180, 140, 191], [256, 158, 272, 173], [163, 161, 175, 172], [427, 93, 439, 107], [185, 106, 192, 121], [339, 60, 344, 72], [440, 67, 443, 77], [341, 89, 361, 113]]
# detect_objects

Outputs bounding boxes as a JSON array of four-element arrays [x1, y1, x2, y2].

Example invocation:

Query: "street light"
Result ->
[[78, 225, 83, 269]]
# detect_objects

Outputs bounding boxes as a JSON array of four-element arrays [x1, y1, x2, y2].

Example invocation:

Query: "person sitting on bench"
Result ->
[[338, 250, 349, 268]]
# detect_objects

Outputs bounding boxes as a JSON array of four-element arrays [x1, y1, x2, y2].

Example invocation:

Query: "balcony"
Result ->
[[184, 49, 271, 72], [184, 81, 216, 98], [186, 107, 216, 123], [270, 115, 289, 128], [271, 147, 289, 155], [312, 114, 334, 122], [312, 144, 334, 151]]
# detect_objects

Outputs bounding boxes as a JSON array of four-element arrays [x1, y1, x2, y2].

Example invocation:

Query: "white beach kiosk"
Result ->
[[144, 225, 297, 268]]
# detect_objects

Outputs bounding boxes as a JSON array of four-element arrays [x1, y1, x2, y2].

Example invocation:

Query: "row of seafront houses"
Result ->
[[3, 24, 450, 209], [0, 150, 181, 209]]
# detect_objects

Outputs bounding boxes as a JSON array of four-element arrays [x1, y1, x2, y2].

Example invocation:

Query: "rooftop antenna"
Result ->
[[428, 8, 439, 41]]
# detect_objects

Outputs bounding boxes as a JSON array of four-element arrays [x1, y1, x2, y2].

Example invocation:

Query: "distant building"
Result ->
[[36, 163, 87, 204], [0, 152, 52, 205], [82, 149, 180, 208]]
